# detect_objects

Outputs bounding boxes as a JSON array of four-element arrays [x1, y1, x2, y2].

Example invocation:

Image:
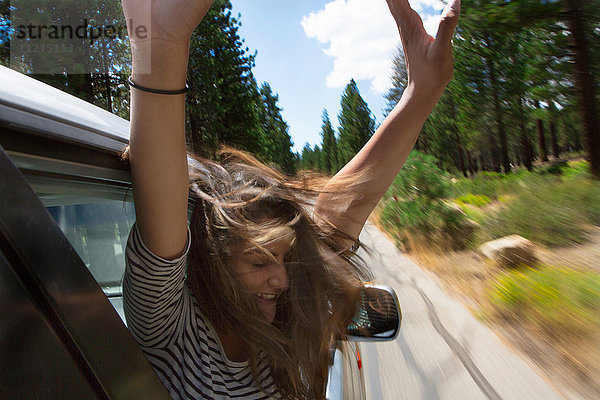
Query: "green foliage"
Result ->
[[381, 158, 599, 251], [336, 79, 375, 169], [3, 0, 131, 115], [382, 0, 598, 177], [185, 1, 296, 173], [488, 266, 600, 337], [312, 145, 322, 172], [187, 0, 262, 157], [477, 173, 600, 247], [379, 152, 466, 250], [257, 83, 296, 175], [319, 110, 337, 175], [299, 80, 375, 174], [383, 45, 407, 117], [457, 204, 485, 224], [563, 160, 590, 178], [385, 151, 450, 201], [456, 194, 492, 207], [299, 143, 320, 171], [448, 170, 526, 200]]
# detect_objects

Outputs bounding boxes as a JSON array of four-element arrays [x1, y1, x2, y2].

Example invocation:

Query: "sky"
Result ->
[[230, 0, 446, 153]]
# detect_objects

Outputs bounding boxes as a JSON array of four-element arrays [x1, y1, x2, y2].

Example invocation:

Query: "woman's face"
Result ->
[[231, 238, 291, 323]]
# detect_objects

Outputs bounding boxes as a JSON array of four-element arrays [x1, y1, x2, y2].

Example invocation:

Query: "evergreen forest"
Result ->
[[1, 0, 598, 178]]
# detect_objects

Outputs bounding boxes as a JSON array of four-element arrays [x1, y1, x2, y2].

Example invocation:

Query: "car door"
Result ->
[[0, 142, 172, 400], [0, 63, 173, 399]]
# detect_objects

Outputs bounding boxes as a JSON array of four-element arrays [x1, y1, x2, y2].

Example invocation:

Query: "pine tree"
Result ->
[[384, 45, 408, 117], [336, 79, 375, 168], [299, 143, 315, 171], [563, 0, 600, 177], [186, 0, 262, 158], [4, 0, 131, 116], [319, 109, 337, 174], [257, 82, 296, 175], [313, 145, 323, 172]]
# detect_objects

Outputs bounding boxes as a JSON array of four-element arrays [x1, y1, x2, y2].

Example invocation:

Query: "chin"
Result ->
[[262, 308, 276, 324]]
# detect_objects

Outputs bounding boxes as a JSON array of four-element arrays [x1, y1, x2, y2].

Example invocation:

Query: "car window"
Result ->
[[25, 174, 134, 323], [46, 201, 134, 289]]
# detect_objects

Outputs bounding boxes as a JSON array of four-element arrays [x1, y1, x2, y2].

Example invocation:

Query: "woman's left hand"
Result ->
[[386, 0, 460, 93]]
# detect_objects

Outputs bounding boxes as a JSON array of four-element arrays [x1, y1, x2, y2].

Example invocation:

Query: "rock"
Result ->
[[449, 218, 480, 250], [460, 219, 480, 239], [479, 235, 538, 268]]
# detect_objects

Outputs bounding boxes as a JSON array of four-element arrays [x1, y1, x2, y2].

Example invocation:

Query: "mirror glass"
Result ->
[[346, 284, 401, 341]]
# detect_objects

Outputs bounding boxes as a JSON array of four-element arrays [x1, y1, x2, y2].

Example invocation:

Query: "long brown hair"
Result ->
[[184, 147, 371, 399]]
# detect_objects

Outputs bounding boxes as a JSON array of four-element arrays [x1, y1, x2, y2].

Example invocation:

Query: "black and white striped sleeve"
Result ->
[[123, 223, 192, 348]]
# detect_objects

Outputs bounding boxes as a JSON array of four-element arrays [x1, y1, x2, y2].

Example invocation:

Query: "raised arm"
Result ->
[[123, 0, 214, 259], [314, 0, 461, 243]]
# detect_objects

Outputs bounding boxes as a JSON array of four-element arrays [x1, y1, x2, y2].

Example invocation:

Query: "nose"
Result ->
[[268, 260, 289, 291]]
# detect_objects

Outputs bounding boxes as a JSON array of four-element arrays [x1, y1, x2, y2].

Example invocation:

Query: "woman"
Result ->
[[122, 0, 460, 399]]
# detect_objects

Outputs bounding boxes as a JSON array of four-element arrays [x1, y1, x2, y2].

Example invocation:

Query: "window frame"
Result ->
[[0, 66, 171, 399]]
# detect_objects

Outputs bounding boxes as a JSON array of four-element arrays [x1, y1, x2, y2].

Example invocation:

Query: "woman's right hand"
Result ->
[[122, 0, 215, 47]]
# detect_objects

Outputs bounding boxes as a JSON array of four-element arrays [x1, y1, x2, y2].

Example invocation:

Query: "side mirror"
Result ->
[[346, 284, 402, 341]]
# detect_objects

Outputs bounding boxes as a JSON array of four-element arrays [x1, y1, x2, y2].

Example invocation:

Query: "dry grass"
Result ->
[[401, 231, 600, 400]]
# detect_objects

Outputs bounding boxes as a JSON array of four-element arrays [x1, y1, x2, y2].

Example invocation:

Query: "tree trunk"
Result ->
[[465, 151, 473, 175], [100, 40, 112, 113], [548, 101, 560, 158], [534, 100, 548, 162], [84, 74, 95, 104], [103, 74, 112, 113], [565, 0, 600, 177], [449, 96, 467, 177], [486, 51, 510, 173], [550, 120, 559, 158], [520, 123, 534, 171], [517, 95, 534, 170]]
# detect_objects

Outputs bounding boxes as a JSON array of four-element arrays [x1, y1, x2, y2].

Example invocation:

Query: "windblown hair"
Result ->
[[126, 145, 373, 399], [187, 148, 374, 399]]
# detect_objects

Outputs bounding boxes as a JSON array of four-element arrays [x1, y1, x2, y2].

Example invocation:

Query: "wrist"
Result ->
[[406, 78, 447, 99], [402, 82, 445, 110], [131, 41, 190, 89]]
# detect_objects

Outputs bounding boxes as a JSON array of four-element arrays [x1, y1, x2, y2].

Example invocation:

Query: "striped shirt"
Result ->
[[123, 224, 278, 399]]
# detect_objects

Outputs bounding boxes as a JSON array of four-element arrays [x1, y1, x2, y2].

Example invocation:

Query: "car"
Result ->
[[0, 65, 400, 399]]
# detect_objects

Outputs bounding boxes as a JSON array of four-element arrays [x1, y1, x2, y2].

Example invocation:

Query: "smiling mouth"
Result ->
[[255, 293, 279, 302]]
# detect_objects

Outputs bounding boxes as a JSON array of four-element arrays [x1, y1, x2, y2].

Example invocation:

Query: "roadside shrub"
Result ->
[[448, 170, 530, 200], [380, 151, 466, 250], [383, 158, 597, 252], [488, 266, 600, 339], [478, 174, 600, 247], [456, 193, 491, 207], [455, 203, 485, 224], [537, 160, 568, 176], [385, 151, 450, 201], [562, 160, 589, 178]]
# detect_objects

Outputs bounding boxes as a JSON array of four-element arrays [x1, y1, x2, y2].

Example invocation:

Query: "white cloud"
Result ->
[[301, 0, 444, 95]]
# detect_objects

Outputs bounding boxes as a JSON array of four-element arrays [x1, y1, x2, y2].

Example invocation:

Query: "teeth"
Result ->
[[256, 293, 277, 301]]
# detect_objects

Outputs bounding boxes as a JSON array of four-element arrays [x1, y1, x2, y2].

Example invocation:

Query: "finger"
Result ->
[[435, 0, 461, 45], [386, 0, 413, 22]]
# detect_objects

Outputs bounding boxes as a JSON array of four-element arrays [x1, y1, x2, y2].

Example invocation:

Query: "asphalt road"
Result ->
[[355, 222, 571, 400]]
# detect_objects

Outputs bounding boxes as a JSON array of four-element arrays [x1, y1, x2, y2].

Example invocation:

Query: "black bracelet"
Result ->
[[128, 76, 189, 95]]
